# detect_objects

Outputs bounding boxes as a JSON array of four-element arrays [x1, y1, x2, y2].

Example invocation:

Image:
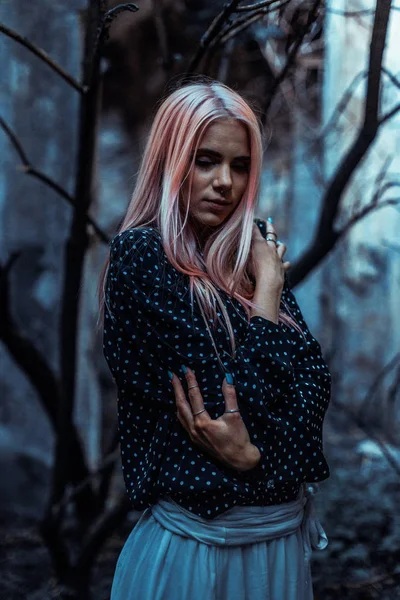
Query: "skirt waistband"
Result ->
[[150, 483, 328, 575]]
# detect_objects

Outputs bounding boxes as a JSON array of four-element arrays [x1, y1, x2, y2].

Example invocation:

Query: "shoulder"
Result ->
[[109, 227, 178, 283], [109, 226, 161, 254], [109, 227, 164, 264]]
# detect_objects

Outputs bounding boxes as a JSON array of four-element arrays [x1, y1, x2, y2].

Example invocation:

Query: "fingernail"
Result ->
[[267, 217, 273, 224], [168, 370, 174, 381], [225, 372, 234, 385], [181, 365, 188, 374], [277, 239, 282, 244]]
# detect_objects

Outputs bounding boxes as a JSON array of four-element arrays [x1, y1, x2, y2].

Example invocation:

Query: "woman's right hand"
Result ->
[[251, 220, 291, 291]]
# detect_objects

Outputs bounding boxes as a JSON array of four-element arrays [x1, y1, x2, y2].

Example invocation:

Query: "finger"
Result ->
[[252, 223, 264, 240], [222, 376, 240, 413], [172, 375, 195, 426], [283, 260, 291, 271], [183, 366, 207, 415], [265, 222, 278, 248], [276, 242, 286, 259], [266, 218, 277, 238]]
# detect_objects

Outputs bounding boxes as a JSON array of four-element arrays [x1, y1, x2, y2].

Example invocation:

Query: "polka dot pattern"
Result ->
[[103, 227, 331, 519]]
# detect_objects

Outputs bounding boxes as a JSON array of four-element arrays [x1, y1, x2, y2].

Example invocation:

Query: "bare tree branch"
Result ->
[[153, 0, 174, 70], [211, 9, 270, 47], [378, 101, 400, 125], [186, 0, 243, 73], [0, 23, 85, 93], [306, 71, 367, 158], [352, 155, 393, 214], [324, 568, 400, 593], [0, 256, 96, 510], [235, 0, 284, 11], [382, 66, 400, 89], [290, 0, 393, 287], [48, 0, 104, 524], [326, 5, 400, 16], [93, 3, 139, 60], [211, 1, 291, 48], [0, 116, 109, 245], [331, 397, 400, 477], [359, 352, 400, 416], [337, 197, 399, 240], [261, 0, 322, 124]]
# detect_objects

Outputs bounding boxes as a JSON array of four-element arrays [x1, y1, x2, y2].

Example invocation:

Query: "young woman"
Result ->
[[99, 80, 331, 600]]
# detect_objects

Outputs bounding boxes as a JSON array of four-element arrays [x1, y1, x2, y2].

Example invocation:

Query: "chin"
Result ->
[[203, 210, 231, 222]]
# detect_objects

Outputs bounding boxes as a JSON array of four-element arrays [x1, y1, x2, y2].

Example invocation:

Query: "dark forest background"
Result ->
[[0, 0, 399, 598]]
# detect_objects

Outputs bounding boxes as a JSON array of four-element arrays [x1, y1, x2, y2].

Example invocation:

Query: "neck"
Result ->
[[194, 220, 219, 249]]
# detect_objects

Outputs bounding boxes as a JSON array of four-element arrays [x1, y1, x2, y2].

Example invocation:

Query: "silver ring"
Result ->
[[188, 384, 199, 391], [266, 231, 277, 237], [192, 408, 206, 416], [224, 408, 241, 413], [266, 237, 277, 245]]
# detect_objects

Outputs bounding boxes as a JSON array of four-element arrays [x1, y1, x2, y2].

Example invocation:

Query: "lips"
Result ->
[[204, 199, 232, 206]]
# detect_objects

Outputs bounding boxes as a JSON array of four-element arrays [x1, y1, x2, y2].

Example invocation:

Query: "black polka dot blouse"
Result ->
[[103, 226, 331, 520]]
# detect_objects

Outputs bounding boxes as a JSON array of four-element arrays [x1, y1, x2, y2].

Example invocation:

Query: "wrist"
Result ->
[[255, 273, 283, 292], [235, 444, 261, 472], [251, 279, 282, 324]]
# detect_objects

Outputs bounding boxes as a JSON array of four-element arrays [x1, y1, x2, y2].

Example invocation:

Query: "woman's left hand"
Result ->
[[170, 366, 261, 472]]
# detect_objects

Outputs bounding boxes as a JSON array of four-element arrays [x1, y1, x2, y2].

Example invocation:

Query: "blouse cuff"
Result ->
[[236, 444, 265, 482], [247, 316, 295, 367]]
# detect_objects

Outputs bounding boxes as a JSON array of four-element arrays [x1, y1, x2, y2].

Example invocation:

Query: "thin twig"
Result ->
[[324, 568, 400, 592], [186, 0, 243, 73], [308, 71, 367, 155], [358, 352, 400, 416], [326, 5, 399, 16], [382, 67, 400, 89], [352, 155, 392, 214], [212, 9, 270, 47], [235, 0, 285, 11], [331, 396, 400, 477], [0, 23, 85, 93], [212, 1, 291, 48], [0, 116, 109, 244], [93, 3, 139, 61], [262, 0, 322, 123], [378, 102, 400, 125], [338, 197, 399, 239]]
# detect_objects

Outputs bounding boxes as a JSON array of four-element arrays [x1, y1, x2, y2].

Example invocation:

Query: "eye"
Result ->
[[233, 164, 250, 173], [195, 158, 215, 168]]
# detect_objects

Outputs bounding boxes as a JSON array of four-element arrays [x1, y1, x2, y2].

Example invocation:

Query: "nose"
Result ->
[[213, 163, 232, 194]]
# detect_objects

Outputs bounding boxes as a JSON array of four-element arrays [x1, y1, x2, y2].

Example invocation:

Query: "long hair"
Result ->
[[98, 80, 304, 370]]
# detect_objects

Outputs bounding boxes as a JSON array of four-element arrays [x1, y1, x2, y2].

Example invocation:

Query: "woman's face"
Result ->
[[183, 118, 251, 242]]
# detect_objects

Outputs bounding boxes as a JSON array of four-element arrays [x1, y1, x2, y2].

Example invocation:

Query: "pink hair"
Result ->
[[98, 81, 304, 369]]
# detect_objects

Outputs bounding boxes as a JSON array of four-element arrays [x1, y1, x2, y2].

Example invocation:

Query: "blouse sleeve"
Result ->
[[279, 275, 331, 449], [234, 275, 331, 480]]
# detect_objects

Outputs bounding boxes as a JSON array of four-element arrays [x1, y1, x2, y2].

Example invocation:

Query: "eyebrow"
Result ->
[[196, 148, 251, 162]]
